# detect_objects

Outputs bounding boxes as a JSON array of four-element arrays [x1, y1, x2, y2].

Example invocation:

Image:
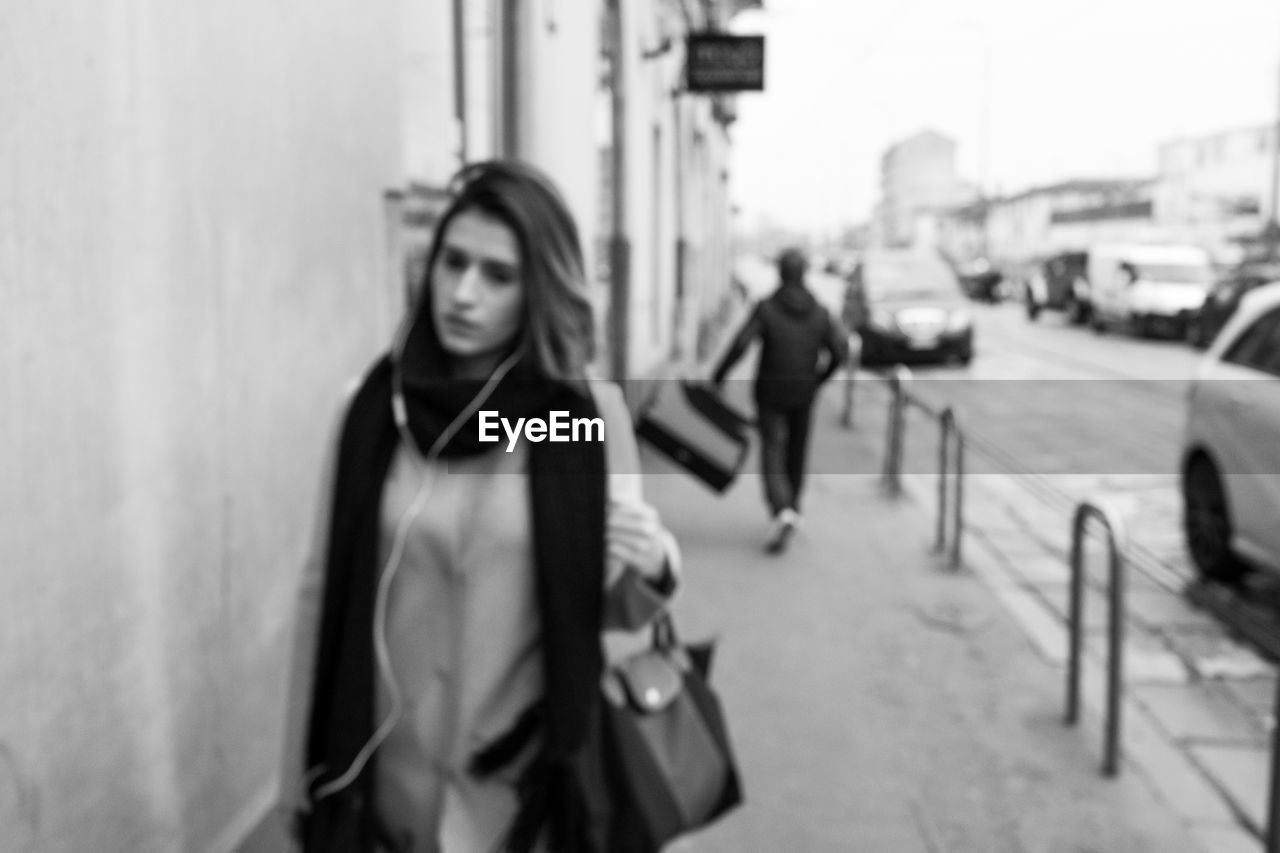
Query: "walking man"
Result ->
[[712, 248, 848, 554]]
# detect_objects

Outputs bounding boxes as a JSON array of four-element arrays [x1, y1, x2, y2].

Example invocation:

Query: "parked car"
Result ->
[[1181, 281, 1280, 582], [1024, 250, 1092, 325], [1186, 258, 1280, 349], [1088, 243, 1215, 338], [844, 249, 974, 366], [956, 257, 1004, 303]]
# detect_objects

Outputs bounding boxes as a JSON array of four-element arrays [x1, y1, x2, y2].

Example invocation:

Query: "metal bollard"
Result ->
[[935, 409, 952, 554], [880, 365, 911, 496], [933, 408, 967, 570], [1064, 499, 1128, 777], [1267, 677, 1280, 852], [951, 419, 966, 570], [841, 333, 862, 429]]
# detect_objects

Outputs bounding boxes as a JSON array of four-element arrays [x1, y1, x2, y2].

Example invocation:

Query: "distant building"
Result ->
[[1032, 179, 1162, 256], [934, 199, 991, 263], [922, 122, 1280, 270], [875, 130, 979, 248], [1153, 123, 1280, 259], [935, 178, 1155, 265]]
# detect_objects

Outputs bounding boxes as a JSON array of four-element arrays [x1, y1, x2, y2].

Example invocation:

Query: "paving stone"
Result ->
[[1188, 825, 1262, 853], [1126, 591, 1224, 634], [1130, 682, 1266, 743], [1187, 744, 1272, 836], [1169, 632, 1275, 682], [1136, 529, 1188, 551], [1002, 553, 1070, 586], [1085, 631, 1190, 684], [993, 585, 1068, 666], [1072, 659, 1239, 825], [965, 537, 1070, 666], [1222, 677, 1280, 729], [964, 504, 1025, 530], [972, 530, 1034, 555], [1035, 583, 1124, 635]]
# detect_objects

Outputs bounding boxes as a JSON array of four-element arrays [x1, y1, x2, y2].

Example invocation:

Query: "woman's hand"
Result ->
[[606, 499, 668, 582]]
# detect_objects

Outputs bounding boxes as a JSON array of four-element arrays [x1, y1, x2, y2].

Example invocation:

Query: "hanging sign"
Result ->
[[685, 34, 765, 93]]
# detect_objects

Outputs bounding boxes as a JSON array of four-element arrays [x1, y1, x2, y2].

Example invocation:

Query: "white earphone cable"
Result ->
[[310, 344, 523, 803]]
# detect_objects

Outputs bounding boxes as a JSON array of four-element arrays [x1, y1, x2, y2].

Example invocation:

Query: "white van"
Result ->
[[1087, 243, 1214, 337]]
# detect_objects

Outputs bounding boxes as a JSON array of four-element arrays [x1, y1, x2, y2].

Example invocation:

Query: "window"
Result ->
[[1134, 263, 1214, 285], [1223, 308, 1280, 375]]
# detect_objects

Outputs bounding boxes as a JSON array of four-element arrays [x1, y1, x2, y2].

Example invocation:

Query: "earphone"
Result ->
[[307, 316, 524, 805]]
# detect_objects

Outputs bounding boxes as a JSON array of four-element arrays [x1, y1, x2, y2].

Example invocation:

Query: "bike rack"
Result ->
[[1064, 498, 1129, 777], [1263, 679, 1280, 852], [934, 408, 965, 570], [876, 366, 965, 569], [841, 333, 862, 430], [879, 365, 912, 497]]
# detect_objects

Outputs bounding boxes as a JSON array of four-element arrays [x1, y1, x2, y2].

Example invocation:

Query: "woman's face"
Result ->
[[431, 209, 525, 375]]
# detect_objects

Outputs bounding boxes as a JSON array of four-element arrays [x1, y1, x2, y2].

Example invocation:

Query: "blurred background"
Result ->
[[4, 0, 1280, 850]]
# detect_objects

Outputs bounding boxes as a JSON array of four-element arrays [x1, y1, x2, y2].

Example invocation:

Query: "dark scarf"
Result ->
[[301, 313, 607, 852]]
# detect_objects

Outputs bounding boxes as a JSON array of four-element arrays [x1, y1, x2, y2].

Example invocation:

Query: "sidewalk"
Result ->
[[646, 380, 1231, 852], [239, 374, 1252, 853], [847, 368, 1276, 850]]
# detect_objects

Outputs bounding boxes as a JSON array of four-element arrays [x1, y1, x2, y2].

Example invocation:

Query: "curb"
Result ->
[[895, 468, 1266, 852]]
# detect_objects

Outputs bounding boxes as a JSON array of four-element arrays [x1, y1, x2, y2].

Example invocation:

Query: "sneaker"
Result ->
[[764, 509, 799, 554]]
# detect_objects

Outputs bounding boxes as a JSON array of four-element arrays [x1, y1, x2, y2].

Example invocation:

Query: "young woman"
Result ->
[[280, 160, 680, 852]]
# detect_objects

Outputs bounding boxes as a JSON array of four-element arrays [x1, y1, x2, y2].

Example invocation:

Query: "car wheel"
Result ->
[[1067, 297, 1087, 325], [1183, 456, 1245, 583], [1186, 320, 1209, 350]]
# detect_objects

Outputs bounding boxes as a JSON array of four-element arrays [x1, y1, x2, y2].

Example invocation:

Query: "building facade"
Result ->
[[1153, 123, 1280, 259], [934, 179, 1157, 267], [931, 123, 1280, 269], [1, 3, 406, 851], [987, 179, 1154, 262], [874, 130, 978, 248]]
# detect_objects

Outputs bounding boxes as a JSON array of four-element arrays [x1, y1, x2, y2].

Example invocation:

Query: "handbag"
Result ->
[[635, 380, 752, 493], [592, 613, 742, 852]]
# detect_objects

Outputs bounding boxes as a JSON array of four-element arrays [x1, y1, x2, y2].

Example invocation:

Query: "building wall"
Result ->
[[1048, 217, 1166, 250], [1154, 124, 1276, 259], [970, 184, 1157, 263], [1158, 125, 1278, 222], [0, 2, 404, 851], [587, 0, 736, 378], [401, 0, 459, 184], [521, 0, 602, 279], [876, 131, 977, 247]]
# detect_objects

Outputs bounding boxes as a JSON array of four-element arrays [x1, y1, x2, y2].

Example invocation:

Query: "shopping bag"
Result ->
[[635, 380, 752, 493], [593, 615, 743, 853]]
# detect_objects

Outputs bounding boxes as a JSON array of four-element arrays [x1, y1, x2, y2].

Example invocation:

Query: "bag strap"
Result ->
[[651, 612, 679, 651], [681, 380, 753, 435]]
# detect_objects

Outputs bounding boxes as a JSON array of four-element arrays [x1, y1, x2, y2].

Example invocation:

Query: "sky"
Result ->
[[728, 0, 1280, 236]]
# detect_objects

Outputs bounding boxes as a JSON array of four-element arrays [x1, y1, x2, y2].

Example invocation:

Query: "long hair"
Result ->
[[417, 160, 595, 381]]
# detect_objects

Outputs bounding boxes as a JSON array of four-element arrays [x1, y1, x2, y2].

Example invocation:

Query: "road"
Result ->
[[720, 265, 1276, 843], [730, 263, 1204, 578], [810, 270, 1199, 477], [803, 271, 1202, 584]]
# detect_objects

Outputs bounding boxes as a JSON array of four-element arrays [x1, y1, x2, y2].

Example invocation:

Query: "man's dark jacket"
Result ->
[[713, 282, 849, 408]]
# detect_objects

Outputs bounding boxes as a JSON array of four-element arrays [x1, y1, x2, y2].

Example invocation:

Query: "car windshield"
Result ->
[[864, 258, 959, 300], [1135, 263, 1213, 285]]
